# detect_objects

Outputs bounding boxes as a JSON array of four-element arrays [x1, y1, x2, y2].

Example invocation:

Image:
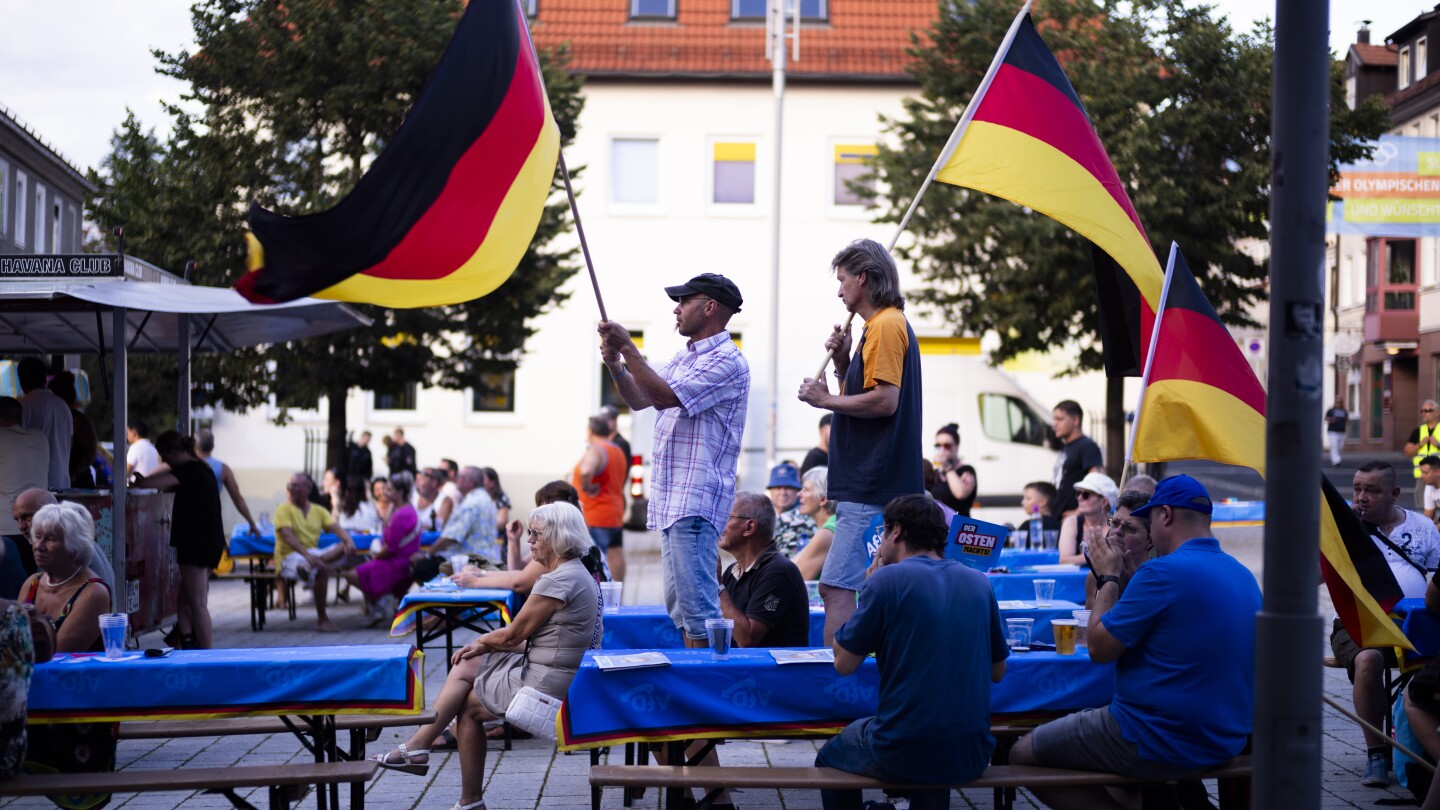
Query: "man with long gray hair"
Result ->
[[798, 238, 924, 645]]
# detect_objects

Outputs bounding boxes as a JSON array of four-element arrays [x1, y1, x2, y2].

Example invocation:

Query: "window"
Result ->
[[14, 171, 26, 249], [1366, 238, 1418, 312], [50, 200, 61, 254], [470, 369, 516, 413], [525, 0, 537, 16], [1370, 364, 1383, 439], [712, 142, 755, 204], [65, 204, 76, 252], [612, 138, 660, 204], [978, 393, 1049, 447], [631, 0, 675, 19], [33, 183, 45, 252], [0, 159, 8, 238], [833, 144, 877, 206], [731, 0, 826, 20], [1420, 38, 1430, 84], [1401, 47, 1412, 90], [372, 382, 418, 411]]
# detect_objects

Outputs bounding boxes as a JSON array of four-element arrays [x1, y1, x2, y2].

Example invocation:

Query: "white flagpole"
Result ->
[[1120, 242, 1180, 491], [814, 0, 1032, 380]]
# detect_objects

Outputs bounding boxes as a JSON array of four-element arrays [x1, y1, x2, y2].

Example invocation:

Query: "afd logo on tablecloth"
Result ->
[[823, 678, 876, 706], [722, 678, 772, 709], [621, 683, 671, 712]]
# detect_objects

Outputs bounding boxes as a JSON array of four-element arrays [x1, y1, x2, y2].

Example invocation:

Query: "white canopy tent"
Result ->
[[0, 277, 371, 612]]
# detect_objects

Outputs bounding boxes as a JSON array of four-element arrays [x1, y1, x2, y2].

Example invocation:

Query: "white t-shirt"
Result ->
[[20, 389, 72, 490], [1375, 508, 1440, 598], [336, 500, 380, 535], [1427, 485, 1440, 514], [0, 425, 49, 534], [127, 438, 162, 477]]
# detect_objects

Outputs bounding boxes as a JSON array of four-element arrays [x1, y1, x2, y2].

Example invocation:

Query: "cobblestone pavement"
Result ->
[[2, 526, 1416, 808]]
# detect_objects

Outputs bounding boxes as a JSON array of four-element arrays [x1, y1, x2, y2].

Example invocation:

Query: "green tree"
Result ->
[[873, 0, 1389, 472], [86, 0, 583, 468]]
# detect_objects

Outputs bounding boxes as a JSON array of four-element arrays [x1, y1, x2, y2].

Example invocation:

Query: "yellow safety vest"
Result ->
[[1415, 423, 1439, 478]]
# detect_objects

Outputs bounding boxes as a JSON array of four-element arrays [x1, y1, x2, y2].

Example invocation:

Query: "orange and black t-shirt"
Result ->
[[829, 307, 925, 505]]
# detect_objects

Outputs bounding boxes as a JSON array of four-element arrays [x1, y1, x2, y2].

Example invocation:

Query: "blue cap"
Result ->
[[767, 463, 801, 490], [1130, 474, 1212, 518]]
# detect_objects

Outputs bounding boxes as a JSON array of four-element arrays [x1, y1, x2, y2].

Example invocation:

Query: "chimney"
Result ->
[[1357, 21, 1370, 45]]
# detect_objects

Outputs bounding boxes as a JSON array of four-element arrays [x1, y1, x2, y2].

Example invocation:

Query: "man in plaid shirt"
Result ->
[[599, 273, 750, 646]]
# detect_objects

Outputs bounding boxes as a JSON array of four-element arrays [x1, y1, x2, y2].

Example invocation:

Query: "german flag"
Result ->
[[236, 0, 559, 308], [934, 11, 1165, 370], [1130, 248, 1266, 474]]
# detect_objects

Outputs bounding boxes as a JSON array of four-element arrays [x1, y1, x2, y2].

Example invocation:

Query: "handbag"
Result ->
[[504, 686, 563, 740]]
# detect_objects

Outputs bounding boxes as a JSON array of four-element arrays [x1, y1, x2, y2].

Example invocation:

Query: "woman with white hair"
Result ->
[[19, 502, 109, 653], [790, 466, 835, 581], [372, 502, 601, 810]]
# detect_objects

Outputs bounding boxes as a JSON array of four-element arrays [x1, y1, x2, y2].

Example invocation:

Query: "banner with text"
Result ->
[[1328, 135, 1440, 238]]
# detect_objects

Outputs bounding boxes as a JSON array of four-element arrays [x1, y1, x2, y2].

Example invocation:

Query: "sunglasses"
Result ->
[[1076, 490, 1096, 500], [933, 442, 955, 450], [1107, 517, 1143, 536]]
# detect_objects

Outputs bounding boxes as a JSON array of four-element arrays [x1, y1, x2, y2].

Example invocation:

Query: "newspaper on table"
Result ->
[[769, 649, 835, 665], [594, 652, 672, 671]]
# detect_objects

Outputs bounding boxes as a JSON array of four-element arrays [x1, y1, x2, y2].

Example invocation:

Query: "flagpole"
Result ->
[[812, 0, 1031, 381], [1119, 242, 1179, 492], [558, 151, 607, 322]]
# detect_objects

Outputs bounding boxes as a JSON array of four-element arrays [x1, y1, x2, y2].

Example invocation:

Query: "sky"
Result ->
[[0, 0, 1423, 173]]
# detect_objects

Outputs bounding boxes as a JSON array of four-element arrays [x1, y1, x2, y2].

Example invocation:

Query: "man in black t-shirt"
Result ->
[[719, 491, 810, 647], [1051, 400, 1104, 516], [800, 413, 831, 476]]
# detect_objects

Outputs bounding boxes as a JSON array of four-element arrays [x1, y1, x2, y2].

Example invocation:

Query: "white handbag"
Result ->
[[505, 685, 562, 740]]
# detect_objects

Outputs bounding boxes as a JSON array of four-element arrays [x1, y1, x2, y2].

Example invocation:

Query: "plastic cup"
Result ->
[[600, 581, 623, 614], [1005, 617, 1033, 652], [1071, 610, 1091, 647], [98, 613, 128, 659], [1052, 619, 1080, 655], [805, 581, 822, 607], [705, 618, 734, 660], [1033, 578, 1056, 607], [450, 554, 470, 573]]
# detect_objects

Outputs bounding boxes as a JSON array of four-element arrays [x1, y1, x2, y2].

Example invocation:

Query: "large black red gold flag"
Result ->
[[237, 0, 558, 308]]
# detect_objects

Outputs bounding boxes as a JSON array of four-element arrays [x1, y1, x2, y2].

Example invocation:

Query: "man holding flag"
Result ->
[[1332, 461, 1440, 787]]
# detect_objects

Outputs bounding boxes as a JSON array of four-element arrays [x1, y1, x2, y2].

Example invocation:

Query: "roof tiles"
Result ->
[[531, 0, 936, 79]]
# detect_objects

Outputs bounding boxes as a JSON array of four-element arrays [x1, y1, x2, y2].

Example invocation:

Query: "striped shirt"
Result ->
[[647, 331, 750, 532]]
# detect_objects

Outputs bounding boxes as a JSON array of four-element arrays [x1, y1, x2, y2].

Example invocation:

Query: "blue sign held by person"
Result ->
[[944, 515, 1007, 572]]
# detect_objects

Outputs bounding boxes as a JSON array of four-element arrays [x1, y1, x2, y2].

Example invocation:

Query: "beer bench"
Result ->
[[118, 709, 437, 760], [590, 757, 1253, 810], [0, 759, 377, 809], [215, 570, 296, 631]]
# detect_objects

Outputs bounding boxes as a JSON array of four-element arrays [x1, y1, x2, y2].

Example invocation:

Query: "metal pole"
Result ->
[[1254, 0, 1328, 805], [765, 0, 787, 469], [111, 304, 128, 615], [177, 314, 191, 432]]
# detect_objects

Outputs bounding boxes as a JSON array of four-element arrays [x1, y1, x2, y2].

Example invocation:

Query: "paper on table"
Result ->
[[770, 649, 835, 664], [1029, 564, 1082, 573], [996, 601, 1030, 610], [423, 577, 459, 591], [594, 652, 672, 671]]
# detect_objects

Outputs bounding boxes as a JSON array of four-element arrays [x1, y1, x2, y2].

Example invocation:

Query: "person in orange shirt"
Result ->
[[572, 415, 627, 582]]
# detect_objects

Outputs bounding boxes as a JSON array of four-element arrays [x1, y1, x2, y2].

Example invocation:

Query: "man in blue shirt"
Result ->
[[818, 494, 1008, 810], [1012, 475, 1261, 809]]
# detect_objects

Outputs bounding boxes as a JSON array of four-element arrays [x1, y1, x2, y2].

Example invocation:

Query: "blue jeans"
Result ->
[[821, 502, 885, 591], [660, 516, 721, 640], [815, 718, 950, 810], [588, 526, 624, 552]]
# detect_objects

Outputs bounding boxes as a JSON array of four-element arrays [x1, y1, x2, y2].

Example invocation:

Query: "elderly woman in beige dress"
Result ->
[[370, 501, 601, 810]]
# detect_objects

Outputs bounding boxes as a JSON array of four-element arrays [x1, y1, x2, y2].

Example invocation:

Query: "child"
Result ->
[[1019, 481, 1062, 533]]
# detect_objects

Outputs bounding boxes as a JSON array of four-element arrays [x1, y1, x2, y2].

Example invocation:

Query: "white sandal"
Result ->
[[369, 743, 429, 775], [450, 801, 486, 810]]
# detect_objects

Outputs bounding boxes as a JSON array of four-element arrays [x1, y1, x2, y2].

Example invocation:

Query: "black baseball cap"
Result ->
[[665, 273, 743, 313]]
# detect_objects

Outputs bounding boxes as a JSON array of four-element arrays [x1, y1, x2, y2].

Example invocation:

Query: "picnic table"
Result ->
[[599, 601, 1084, 649], [388, 587, 513, 665], [228, 528, 443, 559], [30, 645, 424, 810], [558, 647, 1113, 751], [988, 570, 1088, 603]]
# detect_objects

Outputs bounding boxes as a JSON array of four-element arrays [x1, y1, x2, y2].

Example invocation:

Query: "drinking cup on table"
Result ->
[[1071, 610, 1091, 647], [705, 618, 734, 660], [450, 554, 470, 574], [1005, 617, 1033, 652], [805, 581, 822, 607], [1052, 619, 1080, 655], [600, 581, 623, 614], [1033, 578, 1056, 607], [98, 613, 128, 660]]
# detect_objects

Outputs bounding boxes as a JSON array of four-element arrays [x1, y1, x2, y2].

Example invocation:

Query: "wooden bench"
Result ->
[[119, 710, 437, 761], [215, 570, 296, 631], [0, 759, 377, 809], [590, 758, 1253, 810]]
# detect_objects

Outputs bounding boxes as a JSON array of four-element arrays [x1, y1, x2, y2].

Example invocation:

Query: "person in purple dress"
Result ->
[[342, 472, 420, 625]]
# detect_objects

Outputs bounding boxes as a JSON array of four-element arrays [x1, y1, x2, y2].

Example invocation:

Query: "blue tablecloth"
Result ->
[[988, 571, 1088, 603], [29, 645, 424, 723], [600, 601, 1083, 649], [559, 648, 1113, 749], [229, 529, 441, 558], [390, 587, 513, 637], [1398, 597, 1439, 667], [995, 549, 1060, 569]]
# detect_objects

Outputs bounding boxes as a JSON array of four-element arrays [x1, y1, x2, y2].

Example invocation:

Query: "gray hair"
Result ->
[[802, 466, 831, 515], [31, 502, 95, 568], [832, 238, 904, 311], [1126, 474, 1157, 495], [731, 491, 776, 542], [529, 502, 594, 561]]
